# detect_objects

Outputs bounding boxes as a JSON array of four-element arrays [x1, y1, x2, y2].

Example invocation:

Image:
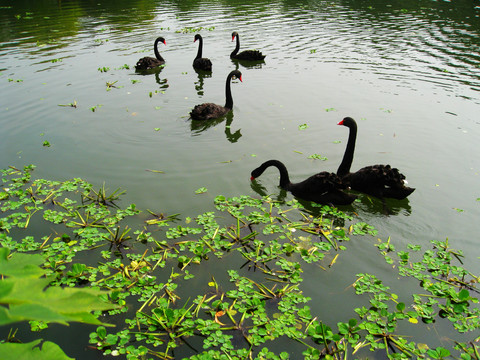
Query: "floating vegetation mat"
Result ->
[[0, 165, 479, 359]]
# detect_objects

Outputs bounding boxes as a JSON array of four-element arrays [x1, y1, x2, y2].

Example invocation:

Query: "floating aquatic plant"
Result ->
[[0, 165, 478, 360], [58, 100, 77, 108], [308, 153, 328, 161]]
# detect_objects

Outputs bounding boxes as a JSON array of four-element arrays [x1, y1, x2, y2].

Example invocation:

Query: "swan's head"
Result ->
[[232, 31, 238, 41], [231, 70, 243, 82], [250, 165, 263, 180], [338, 116, 356, 127], [156, 37, 166, 45], [194, 34, 202, 42]]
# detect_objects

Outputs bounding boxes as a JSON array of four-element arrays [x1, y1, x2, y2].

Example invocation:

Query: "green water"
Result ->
[[1, 0, 480, 357]]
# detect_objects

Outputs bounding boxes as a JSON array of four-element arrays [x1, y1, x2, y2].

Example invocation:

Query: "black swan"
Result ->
[[230, 31, 266, 61], [251, 160, 357, 205], [190, 70, 242, 121], [135, 37, 166, 70], [193, 34, 212, 72], [337, 117, 415, 200]]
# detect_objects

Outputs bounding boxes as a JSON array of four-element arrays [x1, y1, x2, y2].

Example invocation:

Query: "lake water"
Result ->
[[1, 0, 480, 357]]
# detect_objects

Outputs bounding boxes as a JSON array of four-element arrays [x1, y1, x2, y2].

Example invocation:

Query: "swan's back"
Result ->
[[289, 172, 356, 205], [190, 103, 228, 121], [193, 57, 212, 71], [136, 56, 165, 70], [232, 50, 265, 61], [345, 164, 415, 199]]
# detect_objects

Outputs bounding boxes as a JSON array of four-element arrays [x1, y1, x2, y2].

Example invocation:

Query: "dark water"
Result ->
[[1, 0, 480, 357]]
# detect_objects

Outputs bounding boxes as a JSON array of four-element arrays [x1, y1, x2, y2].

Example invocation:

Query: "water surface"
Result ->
[[1, 0, 480, 357]]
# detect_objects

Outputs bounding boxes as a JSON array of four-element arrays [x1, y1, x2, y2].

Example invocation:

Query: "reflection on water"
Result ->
[[190, 111, 242, 143], [1, 0, 478, 97], [193, 69, 211, 95], [155, 75, 168, 88], [224, 112, 242, 143], [353, 193, 413, 217], [250, 178, 288, 202], [231, 57, 266, 70], [134, 64, 165, 76]]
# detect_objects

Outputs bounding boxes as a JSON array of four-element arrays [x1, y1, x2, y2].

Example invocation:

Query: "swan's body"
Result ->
[[337, 117, 415, 200], [135, 37, 166, 70], [251, 160, 357, 205], [230, 32, 266, 61], [193, 34, 212, 71], [190, 70, 242, 121]]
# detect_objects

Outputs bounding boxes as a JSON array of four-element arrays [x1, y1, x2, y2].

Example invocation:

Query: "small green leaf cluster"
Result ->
[[176, 26, 215, 33], [393, 239, 480, 333], [308, 153, 328, 161]]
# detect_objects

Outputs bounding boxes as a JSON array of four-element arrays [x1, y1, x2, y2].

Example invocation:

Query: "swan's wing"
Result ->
[[193, 57, 212, 71], [234, 50, 266, 60], [297, 172, 347, 192], [190, 103, 225, 120], [355, 164, 407, 188], [136, 57, 164, 70], [291, 172, 355, 205]]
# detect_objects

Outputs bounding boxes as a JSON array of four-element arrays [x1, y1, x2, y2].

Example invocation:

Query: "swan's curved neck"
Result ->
[[261, 160, 291, 189], [195, 37, 203, 60], [231, 35, 240, 57], [337, 123, 357, 177], [154, 39, 162, 60], [224, 73, 235, 109], [153, 39, 163, 60]]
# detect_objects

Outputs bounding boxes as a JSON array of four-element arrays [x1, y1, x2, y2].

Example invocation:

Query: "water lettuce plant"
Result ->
[[0, 165, 478, 359]]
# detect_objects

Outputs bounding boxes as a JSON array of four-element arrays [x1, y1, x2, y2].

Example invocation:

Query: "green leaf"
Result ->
[[0, 250, 118, 326], [96, 326, 107, 339], [308, 154, 328, 161], [427, 347, 451, 359], [0, 340, 73, 360], [0, 249, 45, 278], [458, 289, 470, 301]]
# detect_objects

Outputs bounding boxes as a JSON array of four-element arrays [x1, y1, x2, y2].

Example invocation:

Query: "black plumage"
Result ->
[[193, 34, 212, 71], [190, 70, 242, 121], [135, 37, 166, 70], [337, 117, 415, 200], [251, 160, 357, 205], [230, 31, 266, 61]]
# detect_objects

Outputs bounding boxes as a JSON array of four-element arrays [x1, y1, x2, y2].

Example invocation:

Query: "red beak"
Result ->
[[163, 40, 166, 45], [239, 75, 243, 82], [232, 36, 235, 42], [250, 176, 255, 181], [337, 120, 344, 125]]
